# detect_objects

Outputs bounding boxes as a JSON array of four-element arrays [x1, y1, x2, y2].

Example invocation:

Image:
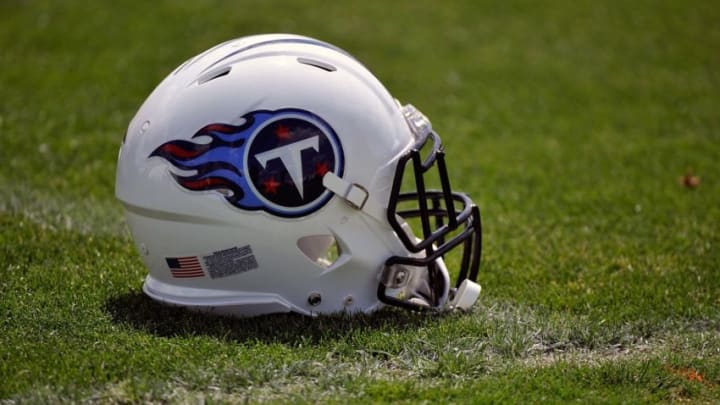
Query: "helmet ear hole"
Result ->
[[297, 235, 341, 269]]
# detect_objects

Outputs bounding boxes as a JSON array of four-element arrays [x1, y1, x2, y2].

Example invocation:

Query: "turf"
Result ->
[[2, 0, 719, 402]]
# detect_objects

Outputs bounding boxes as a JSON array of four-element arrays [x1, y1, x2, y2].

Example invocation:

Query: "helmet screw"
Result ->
[[394, 270, 407, 285], [343, 295, 354, 306], [308, 292, 322, 306]]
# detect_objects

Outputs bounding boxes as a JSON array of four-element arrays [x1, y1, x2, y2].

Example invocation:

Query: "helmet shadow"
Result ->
[[105, 291, 445, 345]]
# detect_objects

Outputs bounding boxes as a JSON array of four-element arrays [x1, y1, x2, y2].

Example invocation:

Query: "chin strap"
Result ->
[[322, 172, 387, 224], [324, 172, 482, 312]]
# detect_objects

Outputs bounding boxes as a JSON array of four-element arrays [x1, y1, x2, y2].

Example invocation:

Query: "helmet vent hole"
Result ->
[[196, 66, 232, 85], [297, 235, 341, 269], [297, 57, 336, 72]]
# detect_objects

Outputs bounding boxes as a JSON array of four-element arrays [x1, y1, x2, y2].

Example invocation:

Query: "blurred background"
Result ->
[[2, 0, 719, 316]]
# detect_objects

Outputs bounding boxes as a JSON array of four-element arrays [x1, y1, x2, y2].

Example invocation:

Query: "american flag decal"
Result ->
[[165, 256, 205, 278]]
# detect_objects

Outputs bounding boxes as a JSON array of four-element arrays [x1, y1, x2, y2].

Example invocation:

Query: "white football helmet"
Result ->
[[116, 34, 482, 317]]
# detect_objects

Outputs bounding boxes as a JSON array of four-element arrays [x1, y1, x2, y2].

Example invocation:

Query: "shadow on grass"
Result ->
[[105, 291, 445, 346]]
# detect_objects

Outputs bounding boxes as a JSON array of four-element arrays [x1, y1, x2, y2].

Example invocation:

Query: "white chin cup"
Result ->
[[449, 279, 481, 310]]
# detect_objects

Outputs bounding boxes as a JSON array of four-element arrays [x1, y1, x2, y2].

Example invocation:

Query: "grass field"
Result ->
[[2, 0, 719, 402]]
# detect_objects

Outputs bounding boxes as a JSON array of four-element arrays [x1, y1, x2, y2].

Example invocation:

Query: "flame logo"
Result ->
[[149, 109, 343, 217], [149, 111, 275, 210]]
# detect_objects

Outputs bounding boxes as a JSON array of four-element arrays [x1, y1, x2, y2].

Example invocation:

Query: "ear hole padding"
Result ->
[[297, 235, 341, 269]]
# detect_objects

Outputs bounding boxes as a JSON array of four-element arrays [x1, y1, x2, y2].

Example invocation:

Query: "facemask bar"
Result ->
[[378, 129, 482, 311]]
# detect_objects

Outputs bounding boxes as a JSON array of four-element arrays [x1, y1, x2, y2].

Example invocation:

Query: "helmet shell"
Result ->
[[116, 34, 419, 315]]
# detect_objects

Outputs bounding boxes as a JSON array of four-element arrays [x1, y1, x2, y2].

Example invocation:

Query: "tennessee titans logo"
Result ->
[[150, 109, 344, 218]]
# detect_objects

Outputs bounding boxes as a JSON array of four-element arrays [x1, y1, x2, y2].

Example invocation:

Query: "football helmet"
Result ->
[[116, 34, 482, 317]]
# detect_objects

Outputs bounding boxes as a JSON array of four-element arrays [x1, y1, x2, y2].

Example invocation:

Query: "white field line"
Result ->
[[0, 185, 127, 237]]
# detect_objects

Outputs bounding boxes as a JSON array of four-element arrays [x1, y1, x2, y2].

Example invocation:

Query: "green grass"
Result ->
[[2, 0, 719, 402]]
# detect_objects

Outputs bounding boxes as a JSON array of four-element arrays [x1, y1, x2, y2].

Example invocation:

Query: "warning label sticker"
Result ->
[[202, 245, 259, 279]]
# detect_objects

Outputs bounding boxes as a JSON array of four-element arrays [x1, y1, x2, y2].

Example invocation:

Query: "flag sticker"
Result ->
[[165, 256, 205, 278]]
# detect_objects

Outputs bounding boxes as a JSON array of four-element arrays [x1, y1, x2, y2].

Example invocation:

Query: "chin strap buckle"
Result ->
[[323, 172, 386, 223], [448, 279, 481, 310], [344, 183, 369, 210]]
